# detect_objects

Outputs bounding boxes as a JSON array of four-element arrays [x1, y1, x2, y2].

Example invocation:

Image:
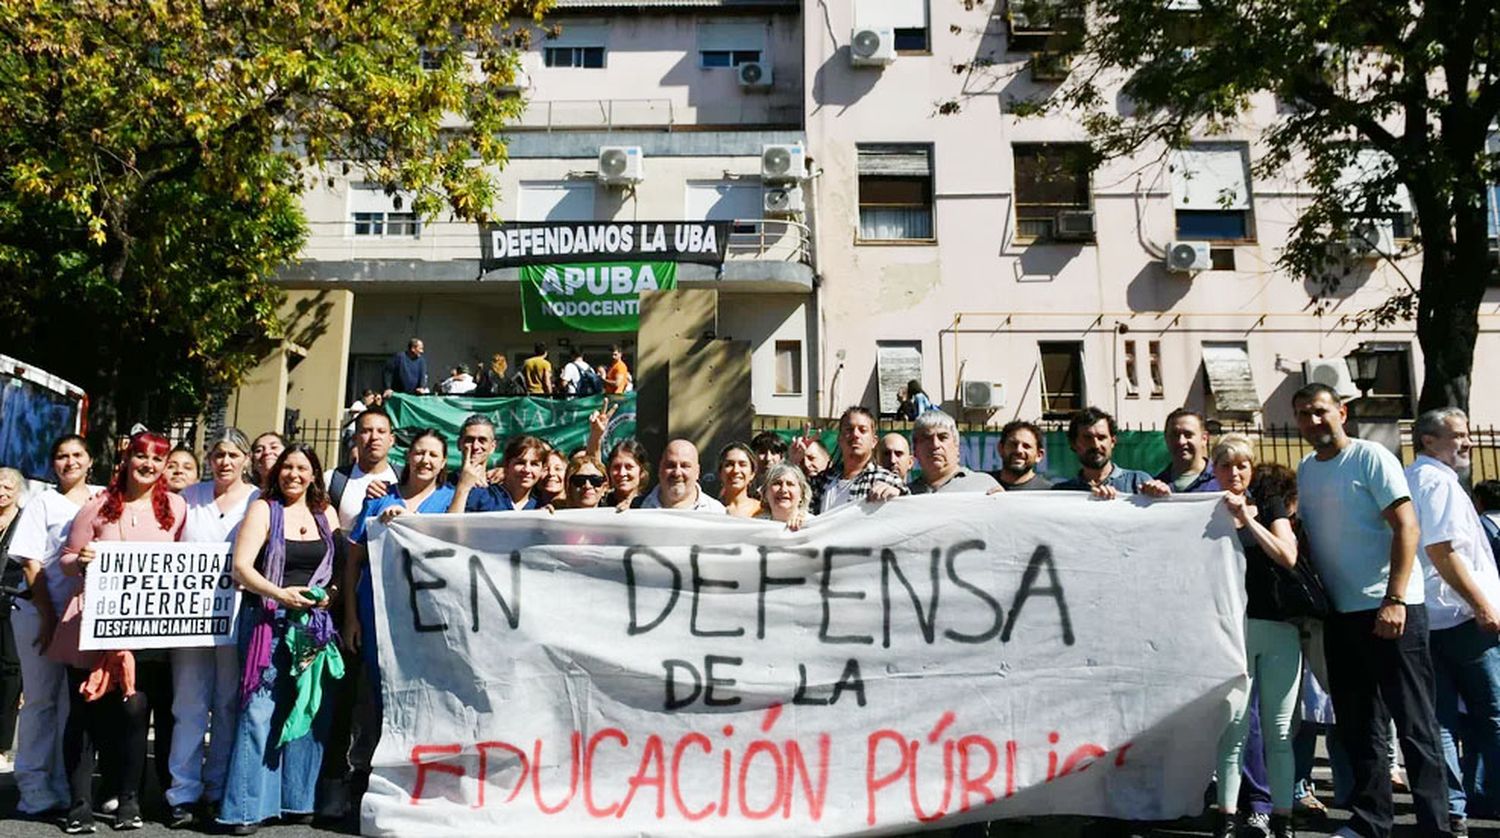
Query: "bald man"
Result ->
[[636, 439, 726, 511], [877, 433, 913, 481]]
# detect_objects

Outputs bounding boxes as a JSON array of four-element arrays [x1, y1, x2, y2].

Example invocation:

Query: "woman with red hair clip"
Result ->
[[55, 432, 186, 833]]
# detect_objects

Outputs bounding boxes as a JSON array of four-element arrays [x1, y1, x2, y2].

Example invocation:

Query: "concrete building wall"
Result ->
[[804, 0, 1500, 425]]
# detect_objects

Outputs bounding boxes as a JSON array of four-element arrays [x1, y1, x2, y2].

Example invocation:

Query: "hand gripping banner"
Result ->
[[363, 493, 1247, 836]]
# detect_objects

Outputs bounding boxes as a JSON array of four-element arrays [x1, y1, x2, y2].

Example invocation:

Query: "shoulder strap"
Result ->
[[328, 463, 356, 510]]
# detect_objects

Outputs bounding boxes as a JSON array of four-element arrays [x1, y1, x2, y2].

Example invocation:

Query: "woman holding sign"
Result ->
[[219, 444, 345, 834], [758, 462, 811, 531], [57, 431, 187, 832], [164, 429, 259, 829], [1211, 433, 1303, 838], [343, 429, 453, 684], [6, 435, 98, 819]]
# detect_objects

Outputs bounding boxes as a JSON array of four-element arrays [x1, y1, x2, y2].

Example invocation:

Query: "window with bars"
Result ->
[[857, 145, 934, 242], [1013, 143, 1092, 240], [1039, 342, 1084, 418]]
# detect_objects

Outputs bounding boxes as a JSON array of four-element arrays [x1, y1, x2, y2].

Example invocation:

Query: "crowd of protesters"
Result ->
[[379, 337, 632, 401], [0, 381, 1498, 838]]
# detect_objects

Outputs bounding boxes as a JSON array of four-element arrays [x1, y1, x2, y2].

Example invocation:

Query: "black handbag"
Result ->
[[1269, 521, 1331, 619]]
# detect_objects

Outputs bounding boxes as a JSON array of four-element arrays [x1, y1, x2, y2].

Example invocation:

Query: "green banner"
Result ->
[[767, 427, 1170, 481], [383, 393, 637, 471], [520, 261, 676, 332]]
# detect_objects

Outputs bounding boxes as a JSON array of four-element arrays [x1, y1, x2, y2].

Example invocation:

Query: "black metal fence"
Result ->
[[287, 418, 350, 471], [751, 416, 1500, 484]]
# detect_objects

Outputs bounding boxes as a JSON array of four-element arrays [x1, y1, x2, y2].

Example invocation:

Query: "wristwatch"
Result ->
[[1382, 593, 1406, 606]]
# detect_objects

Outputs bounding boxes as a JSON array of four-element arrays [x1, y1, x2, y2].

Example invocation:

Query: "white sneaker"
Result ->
[[0, 753, 13, 773], [1240, 811, 1271, 837], [99, 797, 118, 815]]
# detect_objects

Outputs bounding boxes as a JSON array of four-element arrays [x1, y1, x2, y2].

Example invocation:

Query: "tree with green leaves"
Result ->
[[0, 0, 544, 446], [1007, 0, 1498, 412]]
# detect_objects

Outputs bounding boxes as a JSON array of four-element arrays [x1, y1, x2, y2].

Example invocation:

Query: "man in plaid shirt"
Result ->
[[793, 407, 907, 514]]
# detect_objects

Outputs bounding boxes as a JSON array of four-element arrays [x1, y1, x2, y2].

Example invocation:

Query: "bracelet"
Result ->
[[1382, 593, 1406, 606]]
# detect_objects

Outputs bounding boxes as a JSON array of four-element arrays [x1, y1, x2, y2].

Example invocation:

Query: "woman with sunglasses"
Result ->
[[560, 454, 609, 509], [57, 432, 187, 832]]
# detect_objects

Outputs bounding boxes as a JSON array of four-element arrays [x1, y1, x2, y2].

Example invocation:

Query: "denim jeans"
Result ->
[[218, 607, 334, 827], [1430, 617, 1500, 820], [168, 643, 241, 805]]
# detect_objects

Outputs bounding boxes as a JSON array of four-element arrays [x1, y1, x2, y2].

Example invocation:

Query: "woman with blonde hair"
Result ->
[[561, 453, 609, 510], [1211, 433, 1303, 838]]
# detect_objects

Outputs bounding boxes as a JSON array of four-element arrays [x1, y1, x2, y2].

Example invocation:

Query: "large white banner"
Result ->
[[80, 541, 241, 650], [364, 494, 1247, 836]]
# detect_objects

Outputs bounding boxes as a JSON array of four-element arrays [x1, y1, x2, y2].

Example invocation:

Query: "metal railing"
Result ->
[[726, 219, 813, 265], [518, 98, 676, 131], [299, 218, 813, 267]]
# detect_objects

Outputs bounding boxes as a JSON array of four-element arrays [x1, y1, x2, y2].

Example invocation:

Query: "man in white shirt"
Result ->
[[1406, 408, 1500, 833], [636, 439, 725, 511], [325, 408, 399, 532], [559, 348, 591, 397]]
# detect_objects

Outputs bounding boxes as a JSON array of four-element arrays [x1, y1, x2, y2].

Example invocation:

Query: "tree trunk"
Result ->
[[1415, 200, 1488, 415]]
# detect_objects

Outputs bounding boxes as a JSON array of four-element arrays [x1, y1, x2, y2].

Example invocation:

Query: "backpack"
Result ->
[[575, 363, 604, 397]]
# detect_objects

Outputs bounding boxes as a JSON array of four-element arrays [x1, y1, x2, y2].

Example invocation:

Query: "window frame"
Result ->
[[1171, 143, 1257, 244], [350, 210, 421, 239], [1038, 341, 1085, 419], [1012, 142, 1094, 242], [698, 49, 763, 69], [543, 45, 607, 68], [773, 340, 803, 396], [856, 144, 936, 244]]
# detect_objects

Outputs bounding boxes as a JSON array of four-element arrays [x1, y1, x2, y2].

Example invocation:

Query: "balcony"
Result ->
[[514, 97, 802, 131], [282, 218, 815, 293]]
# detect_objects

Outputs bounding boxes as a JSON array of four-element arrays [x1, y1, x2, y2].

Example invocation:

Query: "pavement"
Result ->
[[0, 757, 1497, 836]]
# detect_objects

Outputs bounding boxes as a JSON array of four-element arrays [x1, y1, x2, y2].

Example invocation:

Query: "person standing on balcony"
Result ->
[[522, 342, 554, 396], [382, 338, 429, 398], [605, 345, 631, 395]]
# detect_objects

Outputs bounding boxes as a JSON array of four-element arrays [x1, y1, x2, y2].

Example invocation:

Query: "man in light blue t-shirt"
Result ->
[[1294, 383, 1451, 838]]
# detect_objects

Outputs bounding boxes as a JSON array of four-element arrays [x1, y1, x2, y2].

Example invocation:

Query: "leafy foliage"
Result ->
[[0, 0, 545, 439], [1025, 0, 1499, 410]]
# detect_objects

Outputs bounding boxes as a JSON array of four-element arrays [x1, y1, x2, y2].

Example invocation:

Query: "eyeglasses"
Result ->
[[569, 474, 607, 489]]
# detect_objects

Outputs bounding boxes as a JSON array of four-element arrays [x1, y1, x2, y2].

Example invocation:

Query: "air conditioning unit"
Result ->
[[1054, 209, 1095, 240], [597, 146, 644, 185], [763, 185, 805, 216], [1030, 51, 1072, 81], [761, 143, 806, 183], [850, 27, 896, 66], [1165, 240, 1211, 273], [1302, 358, 1360, 401], [737, 61, 773, 89], [1345, 218, 1396, 259], [961, 380, 1006, 410]]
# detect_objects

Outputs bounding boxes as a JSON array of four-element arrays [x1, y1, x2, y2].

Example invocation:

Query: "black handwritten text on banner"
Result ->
[[363, 494, 1247, 836], [80, 541, 241, 650]]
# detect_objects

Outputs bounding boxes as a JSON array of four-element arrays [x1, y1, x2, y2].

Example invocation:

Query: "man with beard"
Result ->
[[1294, 383, 1450, 838], [907, 411, 998, 494], [1054, 407, 1164, 495], [635, 439, 726, 511], [1406, 408, 1500, 834], [990, 420, 1053, 491], [793, 406, 907, 513], [877, 432, 914, 482], [1157, 408, 1220, 492]]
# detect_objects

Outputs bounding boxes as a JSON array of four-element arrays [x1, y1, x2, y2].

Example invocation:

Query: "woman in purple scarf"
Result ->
[[218, 444, 345, 835]]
